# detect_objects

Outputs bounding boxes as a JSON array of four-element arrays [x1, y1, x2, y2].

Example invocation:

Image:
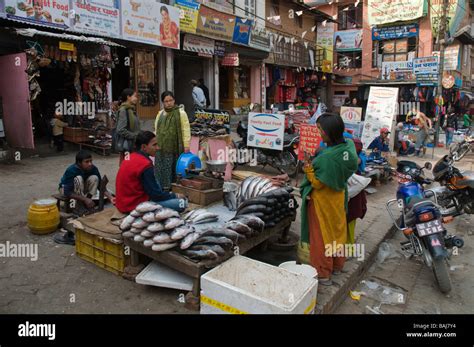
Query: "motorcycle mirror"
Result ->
[[424, 162, 432, 170]]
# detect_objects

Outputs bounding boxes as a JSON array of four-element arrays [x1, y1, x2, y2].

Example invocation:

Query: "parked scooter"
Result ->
[[385, 161, 464, 293]]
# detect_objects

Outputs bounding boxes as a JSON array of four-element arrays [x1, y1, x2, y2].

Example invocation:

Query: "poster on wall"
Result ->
[[316, 22, 334, 73], [249, 27, 271, 52], [361, 87, 399, 150], [381, 61, 415, 81], [334, 29, 363, 51], [368, 0, 426, 26], [298, 124, 322, 161], [340, 107, 363, 123], [196, 5, 235, 42], [3, 0, 71, 29], [247, 112, 285, 151], [232, 17, 252, 45], [71, 0, 120, 38], [122, 1, 180, 48], [372, 23, 419, 41], [176, 0, 199, 34]]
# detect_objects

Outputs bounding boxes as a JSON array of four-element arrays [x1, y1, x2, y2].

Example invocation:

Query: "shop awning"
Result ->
[[13, 28, 124, 47], [454, 25, 474, 44]]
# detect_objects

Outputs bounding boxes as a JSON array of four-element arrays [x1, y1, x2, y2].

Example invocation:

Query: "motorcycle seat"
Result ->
[[405, 197, 436, 218], [458, 171, 474, 188]]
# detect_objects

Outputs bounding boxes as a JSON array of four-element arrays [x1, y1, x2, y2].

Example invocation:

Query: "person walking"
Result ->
[[115, 89, 141, 165], [444, 108, 458, 148], [199, 78, 211, 108]]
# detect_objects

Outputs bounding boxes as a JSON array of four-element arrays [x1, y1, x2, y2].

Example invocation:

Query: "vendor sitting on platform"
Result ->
[[115, 131, 188, 214], [59, 150, 114, 211], [368, 128, 390, 160]]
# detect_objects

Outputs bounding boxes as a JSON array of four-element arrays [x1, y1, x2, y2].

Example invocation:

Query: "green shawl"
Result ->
[[300, 140, 358, 243], [119, 102, 138, 132], [156, 106, 184, 154]]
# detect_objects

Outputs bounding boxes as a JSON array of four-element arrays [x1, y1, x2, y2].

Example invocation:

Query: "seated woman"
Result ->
[[115, 131, 187, 214]]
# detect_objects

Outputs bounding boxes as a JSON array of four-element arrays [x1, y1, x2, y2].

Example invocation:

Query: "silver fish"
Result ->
[[140, 230, 154, 238], [132, 218, 149, 229], [170, 225, 194, 240], [182, 249, 218, 260], [155, 208, 180, 221], [195, 236, 234, 249], [130, 210, 143, 218], [239, 177, 254, 200], [206, 228, 245, 242], [225, 221, 252, 235], [143, 239, 154, 248], [120, 214, 136, 231], [164, 217, 185, 230], [142, 212, 157, 223], [130, 227, 142, 234], [191, 212, 219, 224], [136, 202, 162, 213], [152, 242, 178, 252], [190, 244, 226, 257], [247, 177, 263, 199], [259, 181, 274, 195], [180, 230, 212, 250], [153, 232, 173, 244], [122, 231, 134, 238], [147, 222, 165, 232], [133, 235, 145, 242], [254, 178, 272, 197], [183, 208, 207, 221], [232, 215, 265, 232]]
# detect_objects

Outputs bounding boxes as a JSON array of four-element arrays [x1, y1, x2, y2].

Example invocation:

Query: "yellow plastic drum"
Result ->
[[27, 198, 60, 235], [297, 242, 311, 265]]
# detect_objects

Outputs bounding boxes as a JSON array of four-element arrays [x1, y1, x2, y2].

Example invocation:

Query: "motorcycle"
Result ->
[[385, 160, 464, 293], [235, 120, 299, 177], [427, 151, 474, 215], [448, 134, 473, 161]]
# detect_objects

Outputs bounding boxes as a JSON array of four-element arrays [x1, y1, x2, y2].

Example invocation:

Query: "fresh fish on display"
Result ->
[[190, 244, 226, 257], [225, 220, 253, 235], [152, 243, 178, 252], [120, 214, 135, 231], [170, 225, 194, 240], [155, 208, 180, 221], [136, 202, 162, 213], [153, 232, 173, 244], [183, 209, 202, 221], [143, 239, 154, 248], [130, 227, 142, 234], [182, 249, 218, 260], [132, 218, 149, 229], [245, 177, 260, 200], [236, 204, 267, 216], [164, 217, 185, 230], [206, 228, 245, 242], [147, 222, 165, 232], [122, 231, 134, 238], [133, 235, 145, 242], [180, 230, 212, 250], [223, 182, 239, 211], [232, 215, 265, 232], [142, 212, 157, 223], [190, 212, 219, 224], [130, 210, 143, 218], [253, 178, 271, 197], [140, 230, 154, 238], [194, 236, 233, 249]]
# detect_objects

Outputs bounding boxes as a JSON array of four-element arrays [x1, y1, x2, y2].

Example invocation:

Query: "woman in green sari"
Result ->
[[154, 91, 191, 191]]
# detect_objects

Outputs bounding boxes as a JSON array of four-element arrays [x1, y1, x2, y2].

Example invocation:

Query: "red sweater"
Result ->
[[116, 152, 152, 213]]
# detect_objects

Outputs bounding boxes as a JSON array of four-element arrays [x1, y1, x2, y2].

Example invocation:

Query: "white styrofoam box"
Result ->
[[135, 261, 194, 291], [200, 256, 318, 314]]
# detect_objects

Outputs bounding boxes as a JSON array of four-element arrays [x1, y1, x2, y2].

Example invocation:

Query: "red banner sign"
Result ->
[[298, 124, 322, 161]]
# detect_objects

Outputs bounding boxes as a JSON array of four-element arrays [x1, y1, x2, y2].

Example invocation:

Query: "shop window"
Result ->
[[131, 51, 158, 107], [338, 5, 362, 30], [373, 37, 417, 67], [268, 0, 281, 26], [234, 66, 250, 99], [337, 51, 362, 69]]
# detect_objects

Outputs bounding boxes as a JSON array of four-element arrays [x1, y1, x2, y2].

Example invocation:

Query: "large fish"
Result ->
[[133, 235, 145, 242], [143, 239, 154, 248], [225, 220, 253, 235], [155, 208, 180, 221], [164, 217, 185, 230], [147, 222, 165, 232], [191, 212, 219, 224], [253, 178, 272, 198], [120, 215, 135, 231], [122, 231, 134, 238], [140, 230, 154, 238], [180, 230, 212, 250], [152, 243, 178, 252], [232, 215, 265, 232], [239, 176, 255, 202], [194, 236, 234, 249], [136, 202, 162, 213], [153, 232, 173, 244], [131, 218, 149, 229], [182, 208, 207, 222], [170, 225, 194, 240], [206, 228, 245, 242], [142, 212, 157, 223], [190, 244, 226, 257], [258, 181, 274, 196], [246, 177, 261, 200], [182, 249, 218, 260], [130, 210, 143, 218]]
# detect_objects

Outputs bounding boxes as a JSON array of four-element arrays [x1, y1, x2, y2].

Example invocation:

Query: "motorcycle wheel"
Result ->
[[451, 143, 471, 161], [432, 258, 452, 293], [279, 151, 298, 178]]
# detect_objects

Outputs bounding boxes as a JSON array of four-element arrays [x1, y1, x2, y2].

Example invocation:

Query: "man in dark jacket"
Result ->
[[199, 78, 211, 108]]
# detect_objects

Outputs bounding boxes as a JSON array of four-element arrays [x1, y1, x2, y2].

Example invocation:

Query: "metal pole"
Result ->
[[433, 0, 449, 159]]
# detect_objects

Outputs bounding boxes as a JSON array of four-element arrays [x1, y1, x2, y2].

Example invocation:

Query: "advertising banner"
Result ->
[[247, 112, 285, 151], [334, 29, 363, 51], [71, 0, 120, 38]]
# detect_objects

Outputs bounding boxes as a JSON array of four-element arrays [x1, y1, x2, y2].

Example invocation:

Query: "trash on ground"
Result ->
[[360, 280, 406, 305]]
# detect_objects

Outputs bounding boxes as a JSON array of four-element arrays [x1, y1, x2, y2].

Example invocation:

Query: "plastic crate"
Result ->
[[75, 228, 128, 276]]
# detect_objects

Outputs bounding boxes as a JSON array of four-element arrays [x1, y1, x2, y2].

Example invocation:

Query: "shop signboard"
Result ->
[[71, 0, 120, 38], [298, 124, 322, 161], [334, 29, 363, 51], [381, 61, 415, 81], [183, 34, 214, 55], [340, 107, 363, 123], [249, 27, 271, 52], [416, 73, 438, 86], [372, 23, 419, 41], [221, 53, 239, 66], [176, 0, 199, 34], [247, 112, 285, 151], [316, 22, 334, 73], [368, 0, 426, 26], [196, 5, 235, 42], [413, 56, 439, 75], [442, 45, 461, 71], [3, 0, 71, 29], [361, 87, 399, 150], [214, 41, 226, 57], [232, 17, 252, 46], [194, 109, 230, 132], [122, 1, 180, 49]]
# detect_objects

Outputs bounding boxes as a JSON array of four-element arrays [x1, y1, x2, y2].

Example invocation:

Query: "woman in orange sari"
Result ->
[[160, 6, 179, 49], [300, 114, 358, 286]]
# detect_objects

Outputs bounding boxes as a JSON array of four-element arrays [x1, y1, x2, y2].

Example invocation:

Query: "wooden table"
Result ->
[[124, 216, 293, 299], [78, 142, 111, 156]]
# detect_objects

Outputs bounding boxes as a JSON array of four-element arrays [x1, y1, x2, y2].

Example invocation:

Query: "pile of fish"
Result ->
[[190, 118, 228, 137], [182, 209, 219, 224], [178, 227, 236, 261], [236, 174, 290, 206], [120, 202, 193, 252], [234, 187, 298, 228]]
